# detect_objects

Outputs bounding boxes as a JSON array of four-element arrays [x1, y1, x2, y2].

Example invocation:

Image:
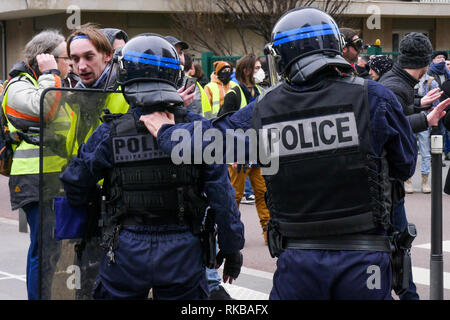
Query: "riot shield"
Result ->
[[39, 88, 122, 299]]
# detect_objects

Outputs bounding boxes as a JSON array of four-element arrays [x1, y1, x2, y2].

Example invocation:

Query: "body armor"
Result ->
[[252, 76, 392, 240], [105, 112, 204, 227]]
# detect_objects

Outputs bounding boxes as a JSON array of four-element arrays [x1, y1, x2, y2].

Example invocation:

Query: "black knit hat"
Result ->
[[367, 55, 393, 78], [398, 32, 432, 69], [431, 50, 448, 61]]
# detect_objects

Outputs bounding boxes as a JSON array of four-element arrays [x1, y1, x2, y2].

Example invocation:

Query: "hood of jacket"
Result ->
[[8, 61, 40, 81]]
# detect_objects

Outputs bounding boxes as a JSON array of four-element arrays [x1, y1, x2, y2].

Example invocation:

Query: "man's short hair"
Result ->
[[339, 27, 360, 46], [23, 29, 65, 62], [67, 23, 113, 57]]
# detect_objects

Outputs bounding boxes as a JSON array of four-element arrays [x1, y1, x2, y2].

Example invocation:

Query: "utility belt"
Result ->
[[284, 234, 393, 252], [267, 220, 417, 295]]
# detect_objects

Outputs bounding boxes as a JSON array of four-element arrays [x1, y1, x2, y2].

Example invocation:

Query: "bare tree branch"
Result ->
[[169, 0, 352, 56], [216, 0, 352, 43]]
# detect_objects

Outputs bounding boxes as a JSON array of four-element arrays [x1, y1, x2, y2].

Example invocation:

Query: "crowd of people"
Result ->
[[0, 7, 449, 301]]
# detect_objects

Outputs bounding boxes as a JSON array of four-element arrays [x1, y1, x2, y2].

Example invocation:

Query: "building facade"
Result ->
[[0, 0, 449, 79]]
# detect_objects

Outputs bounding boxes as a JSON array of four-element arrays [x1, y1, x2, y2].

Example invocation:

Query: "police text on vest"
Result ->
[[263, 112, 359, 157]]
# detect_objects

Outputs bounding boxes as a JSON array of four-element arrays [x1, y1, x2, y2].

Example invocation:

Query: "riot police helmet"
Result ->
[[116, 33, 183, 107], [267, 7, 350, 79]]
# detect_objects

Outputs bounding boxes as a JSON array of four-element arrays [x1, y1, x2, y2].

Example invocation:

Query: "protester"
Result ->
[[355, 55, 371, 79], [1, 29, 70, 300], [164, 36, 208, 117], [413, 73, 441, 193], [340, 27, 363, 71], [367, 55, 393, 81], [100, 28, 128, 49], [218, 53, 270, 244], [193, 62, 208, 88], [427, 51, 450, 160], [204, 61, 238, 118]]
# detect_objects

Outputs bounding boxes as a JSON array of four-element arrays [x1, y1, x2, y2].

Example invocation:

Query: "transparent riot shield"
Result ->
[[39, 88, 122, 299]]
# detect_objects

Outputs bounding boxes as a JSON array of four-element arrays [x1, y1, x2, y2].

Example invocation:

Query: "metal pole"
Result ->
[[430, 130, 443, 300]]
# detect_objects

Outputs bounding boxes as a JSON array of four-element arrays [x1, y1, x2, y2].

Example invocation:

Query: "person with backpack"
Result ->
[[1, 29, 71, 300]]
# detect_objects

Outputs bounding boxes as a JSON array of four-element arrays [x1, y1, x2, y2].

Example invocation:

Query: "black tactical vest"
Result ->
[[252, 76, 391, 238], [106, 112, 203, 225]]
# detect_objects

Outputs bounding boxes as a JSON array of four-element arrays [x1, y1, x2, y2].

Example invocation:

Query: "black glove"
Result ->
[[216, 250, 243, 280]]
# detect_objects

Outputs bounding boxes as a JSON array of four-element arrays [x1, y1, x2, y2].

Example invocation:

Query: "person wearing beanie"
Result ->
[[379, 32, 450, 301], [204, 61, 238, 118], [367, 55, 393, 81], [379, 32, 445, 132]]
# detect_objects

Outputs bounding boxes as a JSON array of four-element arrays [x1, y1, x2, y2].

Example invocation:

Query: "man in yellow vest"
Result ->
[[204, 61, 238, 119], [2, 30, 72, 300]]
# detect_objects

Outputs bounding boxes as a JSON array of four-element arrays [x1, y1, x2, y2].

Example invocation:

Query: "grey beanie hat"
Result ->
[[398, 32, 432, 69]]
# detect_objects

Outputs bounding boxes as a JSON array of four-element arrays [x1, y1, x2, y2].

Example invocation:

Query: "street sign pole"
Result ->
[[430, 131, 443, 300]]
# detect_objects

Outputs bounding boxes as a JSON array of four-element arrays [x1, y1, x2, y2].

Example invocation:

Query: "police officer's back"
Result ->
[[141, 8, 418, 300], [60, 34, 244, 299]]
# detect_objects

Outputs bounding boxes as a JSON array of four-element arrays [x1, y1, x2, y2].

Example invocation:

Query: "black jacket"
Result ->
[[379, 64, 428, 133]]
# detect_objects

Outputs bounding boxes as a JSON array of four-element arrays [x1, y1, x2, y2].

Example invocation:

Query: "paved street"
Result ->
[[0, 157, 449, 300]]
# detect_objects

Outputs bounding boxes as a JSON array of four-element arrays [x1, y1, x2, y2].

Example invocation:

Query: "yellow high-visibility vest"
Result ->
[[2, 73, 69, 175], [204, 81, 238, 119]]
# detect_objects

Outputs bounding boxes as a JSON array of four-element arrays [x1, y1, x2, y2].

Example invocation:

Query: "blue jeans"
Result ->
[[417, 129, 431, 175], [439, 120, 450, 154], [444, 128, 450, 155], [244, 177, 253, 196], [205, 267, 221, 292], [23, 202, 39, 300]]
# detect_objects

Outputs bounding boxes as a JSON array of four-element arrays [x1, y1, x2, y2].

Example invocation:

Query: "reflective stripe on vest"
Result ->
[[2, 72, 68, 175], [198, 82, 212, 119]]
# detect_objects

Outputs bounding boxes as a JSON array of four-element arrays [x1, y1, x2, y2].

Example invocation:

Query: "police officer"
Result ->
[[60, 34, 244, 299], [141, 8, 419, 299]]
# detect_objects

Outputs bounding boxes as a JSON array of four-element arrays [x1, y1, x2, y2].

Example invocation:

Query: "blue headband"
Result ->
[[70, 35, 90, 43]]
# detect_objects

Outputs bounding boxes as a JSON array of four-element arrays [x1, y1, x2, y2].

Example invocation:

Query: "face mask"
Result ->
[[254, 68, 265, 84], [218, 71, 231, 85]]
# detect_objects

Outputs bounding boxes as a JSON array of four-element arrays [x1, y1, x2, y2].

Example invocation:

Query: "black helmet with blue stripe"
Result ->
[[116, 33, 184, 107], [268, 7, 347, 77], [117, 33, 181, 88]]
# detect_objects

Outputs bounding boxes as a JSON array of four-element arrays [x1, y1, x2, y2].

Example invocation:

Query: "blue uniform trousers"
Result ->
[[270, 249, 393, 300], [92, 225, 208, 300], [392, 199, 420, 300]]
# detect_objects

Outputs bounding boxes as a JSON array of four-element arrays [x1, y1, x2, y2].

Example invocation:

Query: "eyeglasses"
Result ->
[[348, 38, 364, 51]]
